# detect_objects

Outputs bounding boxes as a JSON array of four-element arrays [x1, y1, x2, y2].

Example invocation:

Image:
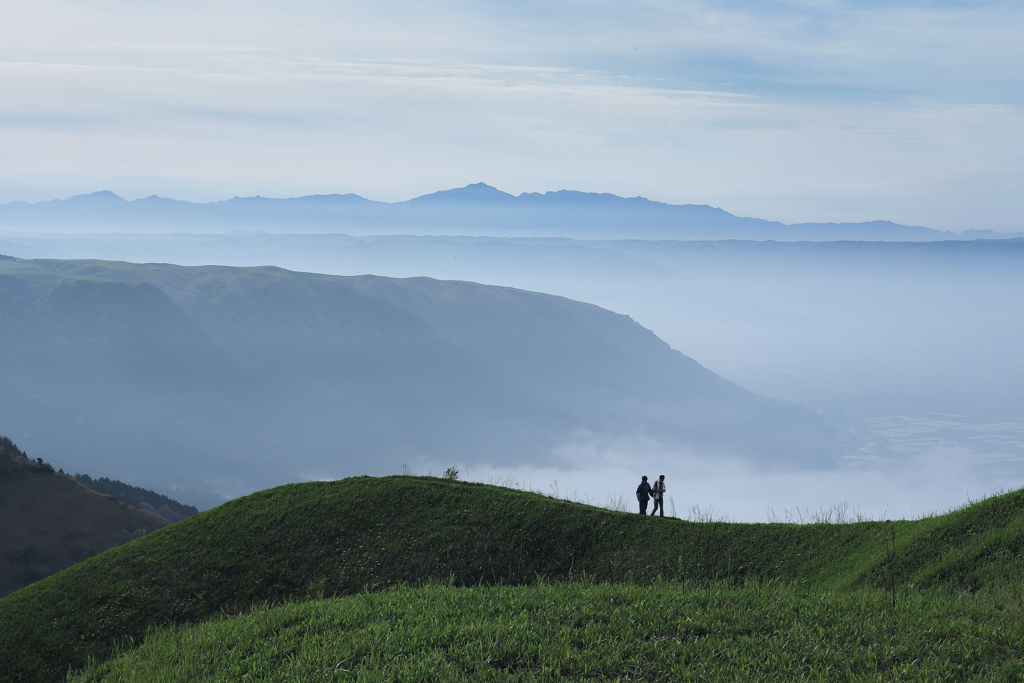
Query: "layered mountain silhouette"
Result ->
[[2, 184, 1014, 240], [0, 257, 846, 499]]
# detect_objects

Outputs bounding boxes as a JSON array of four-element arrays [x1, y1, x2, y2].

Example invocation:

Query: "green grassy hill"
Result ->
[[2, 476, 1024, 682], [71, 582, 1024, 682]]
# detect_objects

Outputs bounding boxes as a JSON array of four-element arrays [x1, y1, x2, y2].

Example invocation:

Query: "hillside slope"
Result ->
[[2, 476, 1023, 682], [0, 438, 168, 598], [73, 583, 1024, 682], [72, 475, 198, 523], [0, 257, 843, 498]]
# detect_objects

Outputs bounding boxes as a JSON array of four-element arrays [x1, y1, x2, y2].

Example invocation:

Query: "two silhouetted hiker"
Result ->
[[636, 475, 652, 514], [650, 475, 666, 517]]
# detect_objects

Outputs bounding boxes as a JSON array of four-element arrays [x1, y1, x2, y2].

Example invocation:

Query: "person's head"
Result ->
[[641, 475, 648, 482], [659, 475, 665, 481]]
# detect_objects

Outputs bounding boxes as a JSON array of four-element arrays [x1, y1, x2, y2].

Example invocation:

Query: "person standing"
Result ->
[[636, 475, 652, 515], [650, 475, 666, 517]]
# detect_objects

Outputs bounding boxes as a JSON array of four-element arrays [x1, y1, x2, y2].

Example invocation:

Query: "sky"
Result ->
[[2, 0, 1023, 231]]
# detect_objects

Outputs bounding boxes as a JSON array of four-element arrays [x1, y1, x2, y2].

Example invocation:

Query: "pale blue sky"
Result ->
[[1, 1, 1022, 230]]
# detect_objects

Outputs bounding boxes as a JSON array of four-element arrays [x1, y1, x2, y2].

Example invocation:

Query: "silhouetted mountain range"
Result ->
[[0, 257, 848, 500], [3, 184, 1017, 240]]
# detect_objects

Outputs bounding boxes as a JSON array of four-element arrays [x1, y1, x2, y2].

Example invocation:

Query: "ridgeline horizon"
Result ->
[[3, 184, 1021, 240]]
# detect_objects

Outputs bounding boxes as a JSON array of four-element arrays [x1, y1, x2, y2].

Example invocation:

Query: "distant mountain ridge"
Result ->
[[3, 184, 1016, 240]]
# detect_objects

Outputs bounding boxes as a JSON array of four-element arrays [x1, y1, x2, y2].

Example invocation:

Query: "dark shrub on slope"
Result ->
[[74, 475, 198, 523]]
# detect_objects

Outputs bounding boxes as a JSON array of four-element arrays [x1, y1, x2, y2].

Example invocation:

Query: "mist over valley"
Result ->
[[0, 254, 851, 510], [3, 215, 1021, 519]]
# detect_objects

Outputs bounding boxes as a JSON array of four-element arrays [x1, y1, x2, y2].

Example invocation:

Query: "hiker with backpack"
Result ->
[[636, 475, 652, 515], [650, 474, 666, 517]]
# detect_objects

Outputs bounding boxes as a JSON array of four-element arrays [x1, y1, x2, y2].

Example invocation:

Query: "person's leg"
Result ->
[[658, 499, 664, 517], [640, 499, 649, 515]]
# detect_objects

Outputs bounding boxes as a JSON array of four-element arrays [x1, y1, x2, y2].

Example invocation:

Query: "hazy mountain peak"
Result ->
[[133, 195, 193, 207], [65, 190, 126, 205], [292, 193, 375, 204], [518, 189, 657, 204], [407, 182, 517, 204], [516, 189, 732, 214]]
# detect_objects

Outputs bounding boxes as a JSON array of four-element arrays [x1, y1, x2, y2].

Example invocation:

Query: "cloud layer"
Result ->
[[448, 430, 1024, 523]]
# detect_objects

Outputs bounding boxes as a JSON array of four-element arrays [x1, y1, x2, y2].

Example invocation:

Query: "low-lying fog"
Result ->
[[3, 232, 1022, 519], [426, 434, 1021, 523]]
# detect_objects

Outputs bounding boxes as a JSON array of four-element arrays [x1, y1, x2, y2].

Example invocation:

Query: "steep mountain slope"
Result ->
[[3, 476, 1023, 682], [344, 275, 831, 460], [0, 438, 168, 598], [0, 257, 842, 499]]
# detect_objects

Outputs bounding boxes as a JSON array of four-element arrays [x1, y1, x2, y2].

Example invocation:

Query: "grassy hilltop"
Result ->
[[2, 476, 1024, 681]]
